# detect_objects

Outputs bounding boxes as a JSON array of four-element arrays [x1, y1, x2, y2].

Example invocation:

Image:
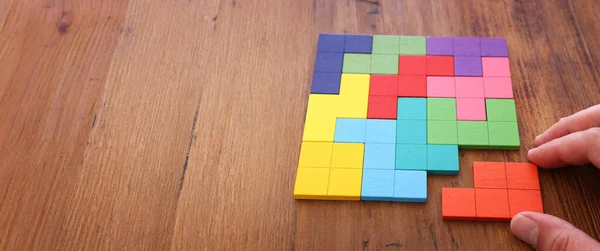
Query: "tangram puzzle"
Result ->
[[294, 34, 521, 203], [442, 162, 543, 221]]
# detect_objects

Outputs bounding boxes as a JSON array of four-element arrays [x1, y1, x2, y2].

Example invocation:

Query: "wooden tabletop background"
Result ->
[[1, 0, 600, 250]]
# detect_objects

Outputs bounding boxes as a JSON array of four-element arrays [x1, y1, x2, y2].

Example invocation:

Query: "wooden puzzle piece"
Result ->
[[442, 162, 543, 221], [298, 34, 521, 203]]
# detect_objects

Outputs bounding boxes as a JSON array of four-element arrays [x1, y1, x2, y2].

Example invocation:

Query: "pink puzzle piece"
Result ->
[[484, 77, 514, 98], [427, 76, 455, 97], [457, 98, 486, 121], [455, 77, 484, 98], [482, 57, 511, 77]]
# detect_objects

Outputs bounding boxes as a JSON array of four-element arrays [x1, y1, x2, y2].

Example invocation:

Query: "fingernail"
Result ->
[[511, 214, 539, 246], [528, 148, 537, 156]]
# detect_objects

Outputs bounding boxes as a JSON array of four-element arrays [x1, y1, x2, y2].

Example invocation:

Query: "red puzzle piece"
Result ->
[[399, 56, 427, 75], [442, 188, 477, 221], [370, 75, 397, 96], [368, 95, 397, 119], [397, 76, 426, 97], [426, 56, 454, 76]]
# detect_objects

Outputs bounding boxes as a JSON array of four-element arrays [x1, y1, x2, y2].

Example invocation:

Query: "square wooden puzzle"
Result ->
[[295, 34, 531, 212]]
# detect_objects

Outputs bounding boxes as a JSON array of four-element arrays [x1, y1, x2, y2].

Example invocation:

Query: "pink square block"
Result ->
[[427, 76, 455, 97], [457, 98, 486, 121], [484, 77, 514, 98], [455, 77, 484, 98], [482, 57, 511, 77]]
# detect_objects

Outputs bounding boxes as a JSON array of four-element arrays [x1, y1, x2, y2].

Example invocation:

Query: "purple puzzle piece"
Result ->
[[314, 52, 343, 73], [426, 36, 453, 56], [317, 34, 345, 53], [454, 56, 482, 76], [345, 35, 372, 54], [481, 38, 508, 57], [311, 72, 341, 94], [453, 37, 481, 56]]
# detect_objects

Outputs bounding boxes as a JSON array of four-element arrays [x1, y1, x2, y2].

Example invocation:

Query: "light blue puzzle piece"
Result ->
[[396, 120, 427, 144], [365, 119, 396, 143], [334, 118, 367, 143], [427, 144, 459, 175], [361, 169, 395, 201], [397, 98, 426, 120], [364, 143, 396, 170], [395, 144, 427, 171], [394, 170, 427, 202]]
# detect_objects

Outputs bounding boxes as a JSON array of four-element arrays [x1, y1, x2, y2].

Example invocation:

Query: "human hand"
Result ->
[[510, 105, 600, 250], [527, 104, 600, 168]]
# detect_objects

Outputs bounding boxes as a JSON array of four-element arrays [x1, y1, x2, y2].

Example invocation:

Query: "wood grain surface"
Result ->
[[1, 0, 599, 250]]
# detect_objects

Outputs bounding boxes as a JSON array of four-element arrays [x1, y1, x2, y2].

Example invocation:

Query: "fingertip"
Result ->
[[511, 213, 539, 247]]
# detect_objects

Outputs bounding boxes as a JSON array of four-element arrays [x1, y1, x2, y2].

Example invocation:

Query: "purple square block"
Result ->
[[314, 52, 343, 73], [345, 35, 372, 53], [427, 36, 453, 56], [454, 56, 482, 76], [481, 38, 508, 57], [453, 37, 481, 56], [317, 34, 345, 52], [311, 72, 341, 94]]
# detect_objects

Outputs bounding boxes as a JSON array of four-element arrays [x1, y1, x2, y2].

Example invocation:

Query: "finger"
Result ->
[[535, 105, 600, 146], [511, 212, 600, 251], [528, 128, 600, 168]]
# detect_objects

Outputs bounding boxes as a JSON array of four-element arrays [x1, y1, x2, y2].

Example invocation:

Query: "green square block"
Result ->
[[399, 36, 426, 55], [372, 35, 400, 54], [457, 121, 489, 149], [486, 99, 517, 122], [370, 54, 399, 74], [427, 120, 458, 145], [488, 121, 520, 150], [427, 98, 457, 121], [343, 53, 371, 73]]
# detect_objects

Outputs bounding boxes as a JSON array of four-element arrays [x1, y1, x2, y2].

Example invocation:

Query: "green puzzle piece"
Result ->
[[343, 53, 371, 74], [457, 121, 489, 149], [427, 98, 457, 121], [399, 36, 426, 55], [427, 120, 458, 145], [488, 121, 520, 150], [486, 99, 517, 122], [372, 35, 400, 55], [370, 54, 398, 74]]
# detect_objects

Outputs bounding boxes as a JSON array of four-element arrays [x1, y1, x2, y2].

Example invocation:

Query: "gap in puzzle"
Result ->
[[294, 34, 520, 203]]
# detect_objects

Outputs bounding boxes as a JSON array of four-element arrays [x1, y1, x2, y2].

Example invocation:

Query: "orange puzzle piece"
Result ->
[[473, 162, 507, 189], [508, 189, 544, 217], [475, 188, 511, 221], [506, 163, 540, 190], [442, 161, 542, 222], [442, 188, 477, 220]]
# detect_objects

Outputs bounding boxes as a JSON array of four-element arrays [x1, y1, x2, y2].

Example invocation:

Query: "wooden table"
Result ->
[[1, 0, 599, 250]]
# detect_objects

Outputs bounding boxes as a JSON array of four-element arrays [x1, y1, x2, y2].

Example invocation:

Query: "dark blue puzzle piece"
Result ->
[[345, 35, 372, 53], [317, 34, 345, 52], [314, 52, 343, 73], [311, 72, 341, 94]]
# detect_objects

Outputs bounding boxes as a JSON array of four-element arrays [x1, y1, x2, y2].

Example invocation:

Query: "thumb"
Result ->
[[510, 211, 600, 251]]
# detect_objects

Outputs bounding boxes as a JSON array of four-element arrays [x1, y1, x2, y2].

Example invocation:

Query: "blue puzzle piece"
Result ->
[[396, 120, 426, 144], [394, 170, 427, 202], [317, 34, 345, 52], [427, 144, 459, 175], [334, 118, 367, 143], [397, 98, 427, 120], [365, 119, 396, 143], [395, 144, 427, 171], [311, 72, 341, 94], [314, 52, 344, 73], [364, 143, 395, 170], [362, 169, 395, 201], [345, 35, 373, 54]]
